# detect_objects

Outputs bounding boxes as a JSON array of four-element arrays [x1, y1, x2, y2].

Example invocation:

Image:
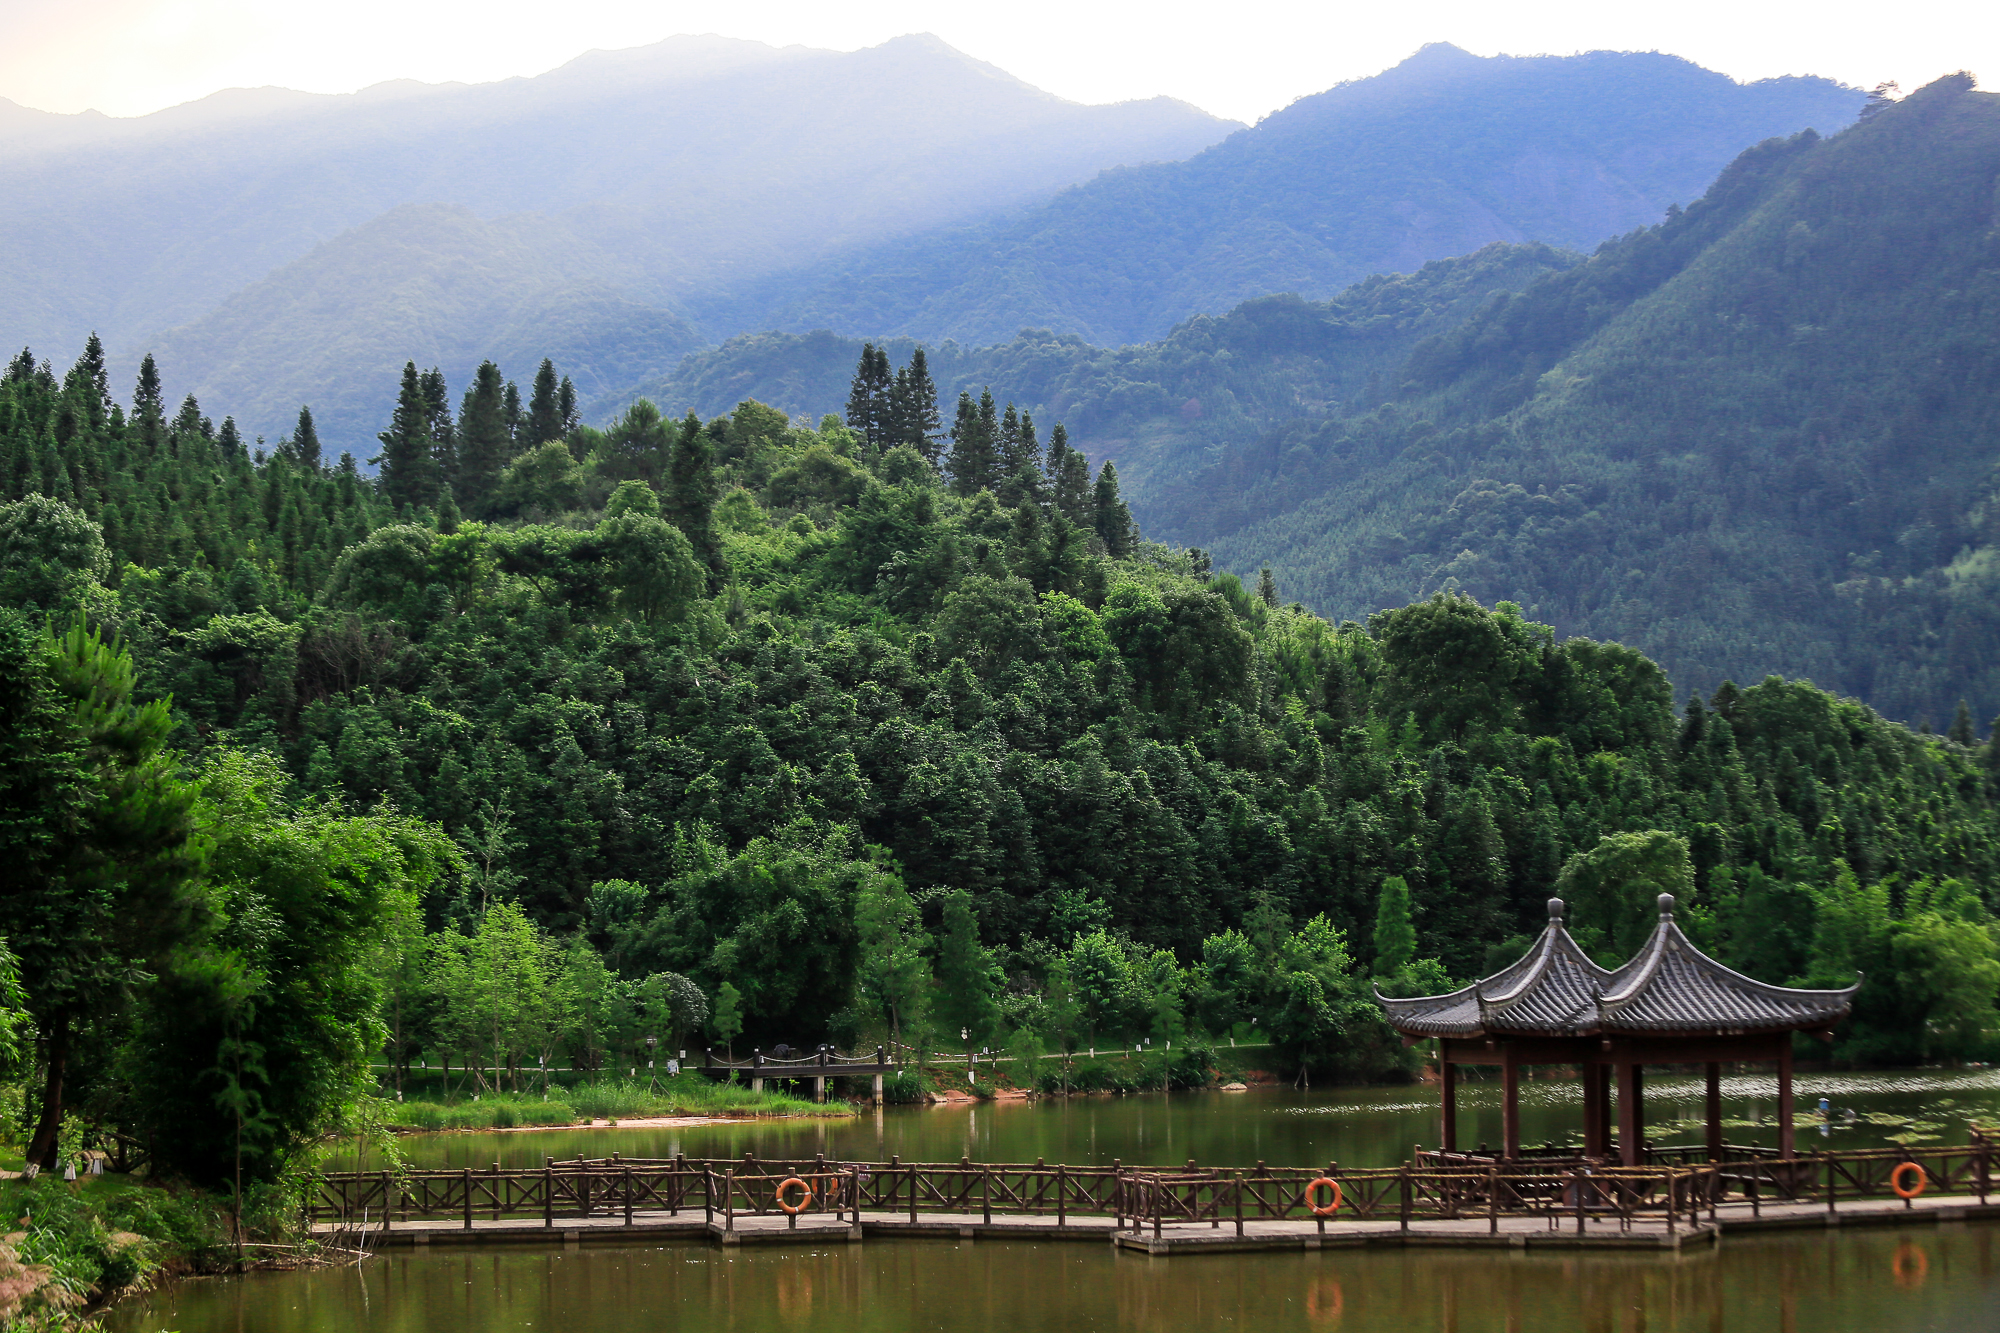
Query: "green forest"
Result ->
[[3, 318, 1999, 1204]]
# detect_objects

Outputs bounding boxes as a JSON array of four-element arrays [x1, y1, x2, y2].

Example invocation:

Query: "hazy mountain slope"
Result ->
[[1139, 76, 2000, 725], [148, 204, 702, 449], [600, 241, 1576, 448], [0, 33, 1234, 438], [715, 45, 1861, 346]]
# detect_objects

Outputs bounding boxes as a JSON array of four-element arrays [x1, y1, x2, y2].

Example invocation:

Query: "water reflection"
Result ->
[[360, 1066, 2000, 1174], [111, 1224, 2000, 1333]]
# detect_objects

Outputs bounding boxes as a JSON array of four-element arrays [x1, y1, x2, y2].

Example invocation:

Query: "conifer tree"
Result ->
[[525, 360, 564, 446], [456, 362, 511, 515], [946, 390, 1001, 496], [1047, 423, 1093, 525], [846, 344, 892, 446], [131, 355, 166, 456], [502, 380, 524, 442], [1950, 700, 1977, 746], [903, 346, 943, 460], [286, 406, 322, 471], [557, 376, 579, 442], [375, 361, 437, 512], [1093, 460, 1134, 558], [1258, 568, 1278, 606], [997, 406, 1045, 508], [419, 368, 456, 487], [665, 411, 724, 581]]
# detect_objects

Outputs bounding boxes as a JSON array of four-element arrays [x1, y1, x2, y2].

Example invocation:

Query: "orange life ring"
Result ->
[[1891, 1241, 1929, 1288], [1305, 1278, 1346, 1322], [775, 1176, 814, 1214], [1890, 1162, 1927, 1199], [1306, 1176, 1343, 1217]]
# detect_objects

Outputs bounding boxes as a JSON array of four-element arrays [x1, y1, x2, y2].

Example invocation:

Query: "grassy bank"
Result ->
[[379, 1073, 844, 1131], [0, 1170, 308, 1331]]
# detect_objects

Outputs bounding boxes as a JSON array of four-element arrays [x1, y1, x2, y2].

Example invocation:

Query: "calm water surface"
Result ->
[[110, 1227, 2000, 1333], [349, 1066, 2000, 1172]]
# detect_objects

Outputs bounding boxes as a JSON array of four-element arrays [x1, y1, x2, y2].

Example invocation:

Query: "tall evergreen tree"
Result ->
[[131, 354, 166, 456], [903, 346, 943, 461], [946, 390, 1001, 497], [286, 406, 322, 471], [525, 360, 564, 446], [456, 361, 512, 515], [557, 376, 579, 444], [375, 362, 437, 512], [996, 406, 1045, 508], [1047, 423, 1093, 526], [1950, 700, 1977, 747], [1093, 460, 1134, 558], [419, 367, 456, 487], [665, 411, 725, 582], [502, 380, 524, 442], [846, 344, 892, 446]]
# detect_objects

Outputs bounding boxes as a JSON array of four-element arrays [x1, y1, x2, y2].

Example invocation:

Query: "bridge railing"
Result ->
[[309, 1140, 1992, 1232]]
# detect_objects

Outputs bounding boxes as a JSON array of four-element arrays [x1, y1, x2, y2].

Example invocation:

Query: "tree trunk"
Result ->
[[26, 1012, 71, 1170]]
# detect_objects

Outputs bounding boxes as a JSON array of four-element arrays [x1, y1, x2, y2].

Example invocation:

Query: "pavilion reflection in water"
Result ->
[[1377, 894, 1858, 1166]]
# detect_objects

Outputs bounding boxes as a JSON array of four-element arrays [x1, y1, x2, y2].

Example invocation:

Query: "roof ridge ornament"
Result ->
[[1658, 892, 1676, 919], [1548, 897, 1565, 923]]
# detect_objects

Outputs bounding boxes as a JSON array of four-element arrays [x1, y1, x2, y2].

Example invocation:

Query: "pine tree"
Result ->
[[557, 376, 579, 441], [846, 344, 892, 446], [286, 406, 322, 471], [946, 390, 1000, 496], [665, 411, 724, 582], [996, 405, 1046, 508], [1257, 568, 1278, 606], [456, 361, 511, 516], [6, 348, 34, 383], [525, 360, 564, 445], [502, 380, 524, 442], [1949, 699, 1976, 746], [375, 361, 437, 512], [1047, 423, 1093, 525], [420, 367, 456, 486], [903, 346, 943, 460], [132, 354, 166, 457], [1093, 460, 1134, 558]]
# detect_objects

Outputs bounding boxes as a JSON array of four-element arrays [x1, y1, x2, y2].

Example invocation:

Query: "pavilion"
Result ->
[[1377, 894, 1858, 1165]]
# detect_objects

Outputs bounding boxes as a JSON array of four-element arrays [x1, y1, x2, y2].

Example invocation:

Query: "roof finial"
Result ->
[[1658, 892, 1676, 919], [1547, 897, 1565, 923]]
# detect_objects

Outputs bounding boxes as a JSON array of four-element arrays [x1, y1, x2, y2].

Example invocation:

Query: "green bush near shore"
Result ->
[[0, 1173, 303, 1330], [379, 1074, 841, 1130]]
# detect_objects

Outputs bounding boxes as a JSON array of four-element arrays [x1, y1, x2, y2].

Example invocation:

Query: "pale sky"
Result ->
[[1, 0, 1992, 124]]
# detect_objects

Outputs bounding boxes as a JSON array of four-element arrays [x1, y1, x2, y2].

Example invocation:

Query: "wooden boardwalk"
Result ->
[[313, 1187, 2000, 1257]]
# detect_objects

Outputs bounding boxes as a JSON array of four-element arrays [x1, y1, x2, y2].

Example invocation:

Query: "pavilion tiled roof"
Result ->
[[1377, 895, 1857, 1039]]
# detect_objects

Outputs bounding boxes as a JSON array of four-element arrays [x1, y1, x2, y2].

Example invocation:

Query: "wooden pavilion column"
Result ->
[[1501, 1045, 1521, 1160], [1776, 1042, 1795, 1159], [1705, 1063, 1724, 1162], [1616, 1060, 1643, 1166], [1582, 1062, 1609, 1159], [1440, 1059, 1458, 1152]]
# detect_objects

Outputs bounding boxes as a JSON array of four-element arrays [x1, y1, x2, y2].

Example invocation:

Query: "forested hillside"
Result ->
[[732, 45, 1860, 347], [5, 322, 1998, 1188], [603, 242, 1577, 458], [1115, 75, 2000, 730]]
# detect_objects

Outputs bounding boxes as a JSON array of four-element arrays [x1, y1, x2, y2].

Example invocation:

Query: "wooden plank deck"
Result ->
[[312, 1187, 2000, 1256]]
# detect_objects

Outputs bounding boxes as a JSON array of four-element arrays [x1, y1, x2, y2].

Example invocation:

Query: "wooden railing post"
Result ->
[[462, 1167, 472, 1231], [1057, 1164, 1067, 1229], [382, 1171, 393, 1234], [726, 1168, 736, 1232], [1152, 1177, 1162, 1240], [624, 1167, 633, 1227], [983, 1166, 992, 1226], [1825, 1152, 1836, 1216], [908, 1165, 917, 1223], [1234, 1172, 1244, 1237], [543, 1165, 553, 1229], [1488, 1167, 1499, 1236], [1399, 1167, 1410, 1233]]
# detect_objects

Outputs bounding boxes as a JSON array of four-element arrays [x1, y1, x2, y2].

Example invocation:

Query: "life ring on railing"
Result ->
[[1890, 1162, 1927, 1199], [1306, 1177, 1343, 1217], [776, 1177, 815, 1214]]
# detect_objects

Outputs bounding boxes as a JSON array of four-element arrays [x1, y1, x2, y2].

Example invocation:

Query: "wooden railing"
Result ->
[[310, 1141, 1994, 1234]]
